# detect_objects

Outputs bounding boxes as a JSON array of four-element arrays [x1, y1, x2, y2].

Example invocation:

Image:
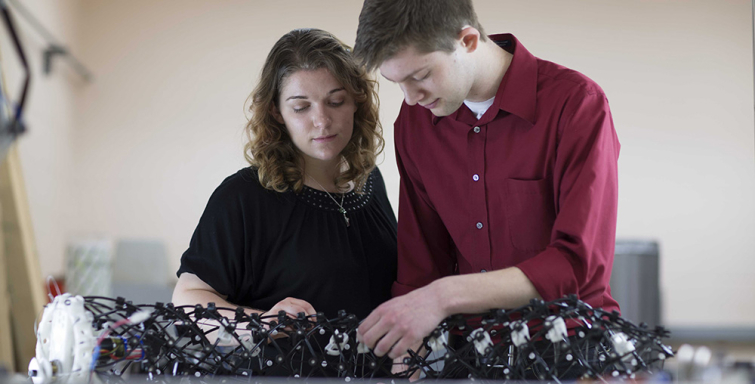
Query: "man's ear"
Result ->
[[271, 104, 285, 124], [458, 26, 481, 53]]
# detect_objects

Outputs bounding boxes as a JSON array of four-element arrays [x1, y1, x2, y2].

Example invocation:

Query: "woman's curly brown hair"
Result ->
[[244, 28, 384, 193]]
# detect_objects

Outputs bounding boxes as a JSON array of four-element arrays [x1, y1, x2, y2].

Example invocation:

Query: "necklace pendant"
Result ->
[[337, 208, 349, 227]]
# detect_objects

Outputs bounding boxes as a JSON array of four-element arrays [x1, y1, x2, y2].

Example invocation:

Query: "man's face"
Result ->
[[379, 44, 474, 117]]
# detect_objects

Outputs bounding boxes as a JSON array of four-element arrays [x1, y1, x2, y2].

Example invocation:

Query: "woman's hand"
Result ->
[[264, 297, 317, 319], [261, 297, 317, 338]]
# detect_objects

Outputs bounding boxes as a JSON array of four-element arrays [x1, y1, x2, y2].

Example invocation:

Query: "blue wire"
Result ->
[[90, 345, 100, 371]]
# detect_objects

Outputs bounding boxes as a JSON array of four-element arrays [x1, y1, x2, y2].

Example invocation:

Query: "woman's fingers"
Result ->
[[267, 297, 317, 318], [262, 298, 318, 336], [287, 298, 316, 315]]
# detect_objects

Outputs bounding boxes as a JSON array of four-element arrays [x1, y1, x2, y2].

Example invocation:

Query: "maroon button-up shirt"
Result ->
[[393, 34, 620, 313]]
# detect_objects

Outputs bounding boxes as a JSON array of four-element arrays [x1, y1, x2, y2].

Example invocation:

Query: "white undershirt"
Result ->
[[464, 97, 495, 120]]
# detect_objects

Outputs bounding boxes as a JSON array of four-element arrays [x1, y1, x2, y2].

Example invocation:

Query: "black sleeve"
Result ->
[[177, 172, 250, 299], [371, 167, 397, 224]]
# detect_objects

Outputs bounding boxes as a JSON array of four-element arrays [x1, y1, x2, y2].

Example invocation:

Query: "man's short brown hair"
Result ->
[[354, 0, 487, 72]]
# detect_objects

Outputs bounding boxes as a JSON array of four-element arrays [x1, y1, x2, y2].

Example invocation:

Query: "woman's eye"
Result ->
[[293, 105, 309, 113], [330, 100, 345, 107]]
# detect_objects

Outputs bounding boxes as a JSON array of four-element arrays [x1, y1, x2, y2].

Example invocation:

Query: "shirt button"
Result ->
[[480, 269, 487, 273], [476, 222, 483, 229], [472, 174, 479, 181], [473, 126, 481, 133]]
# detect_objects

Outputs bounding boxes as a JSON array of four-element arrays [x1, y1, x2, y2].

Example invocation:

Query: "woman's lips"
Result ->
[[313, 134, 337, 142]]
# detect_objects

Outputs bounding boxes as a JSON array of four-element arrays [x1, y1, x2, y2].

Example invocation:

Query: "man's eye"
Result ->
[[415, 72, 430, 81]]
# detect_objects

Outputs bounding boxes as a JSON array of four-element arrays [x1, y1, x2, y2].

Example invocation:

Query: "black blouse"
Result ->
[[177, 167, 397, 320]]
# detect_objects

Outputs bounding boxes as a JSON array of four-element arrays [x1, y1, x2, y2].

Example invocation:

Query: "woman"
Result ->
[[173, 29, 397, 326]]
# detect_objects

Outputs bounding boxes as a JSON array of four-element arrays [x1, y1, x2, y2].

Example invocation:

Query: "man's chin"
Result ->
[[430, 99, 463, 117], [429, 103, 461, 117]]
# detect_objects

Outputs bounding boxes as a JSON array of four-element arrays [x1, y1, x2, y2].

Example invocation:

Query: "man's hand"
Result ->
[[358, 268, 540, 360], [357, 282, 447, 359], [393, 354, 422, 381]]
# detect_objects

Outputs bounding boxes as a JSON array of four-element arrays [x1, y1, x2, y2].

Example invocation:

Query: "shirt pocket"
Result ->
[[504, 178, 556, 251]]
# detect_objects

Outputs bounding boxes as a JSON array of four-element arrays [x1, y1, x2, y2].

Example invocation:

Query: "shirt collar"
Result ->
[[433, 34, 538, 126], [491, 34, 538, 125]]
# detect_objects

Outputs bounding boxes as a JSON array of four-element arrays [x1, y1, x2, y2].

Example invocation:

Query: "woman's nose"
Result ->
[[312, 106, 332, 128]]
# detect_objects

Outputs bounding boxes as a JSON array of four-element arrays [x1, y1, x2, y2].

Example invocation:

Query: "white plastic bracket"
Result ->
[[325, 332, 350, 356], [469, 328, 493, 355], [545, 316, 568, 343], [510, 321, 530, 347]]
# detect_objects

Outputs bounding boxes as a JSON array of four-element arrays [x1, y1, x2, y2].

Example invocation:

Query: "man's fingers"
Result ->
[[357, 311, 380, 340], [391, 354, 421, 381], [391, 355, 409, 374], [373, 328, 402, 357], [388, 336, 421, 360], [359, 315, 394, 350]]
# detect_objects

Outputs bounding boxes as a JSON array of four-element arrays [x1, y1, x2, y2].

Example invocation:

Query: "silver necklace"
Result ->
[[307, 175, 350, 227]]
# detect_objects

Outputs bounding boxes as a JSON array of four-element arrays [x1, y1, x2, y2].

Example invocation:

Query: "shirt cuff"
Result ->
[[515, 248, 578, 302]]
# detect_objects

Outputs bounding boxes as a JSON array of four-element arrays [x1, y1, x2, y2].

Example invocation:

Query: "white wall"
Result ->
[[0, 0, 80, 280], [475, 1, 755, 326], [69, 0, 386, 285], [7, 0, 754, 327]]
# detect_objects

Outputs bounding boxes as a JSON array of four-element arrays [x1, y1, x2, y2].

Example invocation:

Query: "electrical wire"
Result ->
[[64, 295, 673, 381]]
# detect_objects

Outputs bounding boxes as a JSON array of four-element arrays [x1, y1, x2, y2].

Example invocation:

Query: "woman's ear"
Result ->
[[271, 104, 285, 124]]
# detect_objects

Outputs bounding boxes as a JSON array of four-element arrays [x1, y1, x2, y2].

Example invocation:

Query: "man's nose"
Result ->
[[400, 83, 423, 106]]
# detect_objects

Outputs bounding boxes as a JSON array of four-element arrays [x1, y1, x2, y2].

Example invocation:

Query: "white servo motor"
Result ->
[[28, 293, 98, 384]]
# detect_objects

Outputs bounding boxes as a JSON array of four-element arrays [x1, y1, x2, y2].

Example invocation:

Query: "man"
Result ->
[[353, 0, 621, 362]]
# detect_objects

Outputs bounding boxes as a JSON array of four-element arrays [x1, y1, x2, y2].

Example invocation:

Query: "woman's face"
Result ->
[[276, 67, 357, 168]]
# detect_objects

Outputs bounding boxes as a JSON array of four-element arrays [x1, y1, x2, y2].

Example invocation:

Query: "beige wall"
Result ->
[[5, 1, 754, 327], [0, 0, 80, 286], [475, 1, 755, 326]]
